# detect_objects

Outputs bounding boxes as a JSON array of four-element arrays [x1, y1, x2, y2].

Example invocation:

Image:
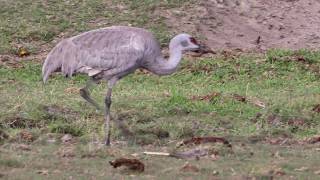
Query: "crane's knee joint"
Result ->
[[79, 88, 87, 97]]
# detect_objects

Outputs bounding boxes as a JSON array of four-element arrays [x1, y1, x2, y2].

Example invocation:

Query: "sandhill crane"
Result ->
[[42, 26, 205, 145]]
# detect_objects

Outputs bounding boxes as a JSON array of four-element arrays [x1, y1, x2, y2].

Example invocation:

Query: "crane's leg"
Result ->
[[104, 78, 118, 146], [79, 77, 102, 111]]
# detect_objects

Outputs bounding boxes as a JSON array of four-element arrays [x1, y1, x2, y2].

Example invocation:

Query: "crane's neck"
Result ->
[[149, 38, 183, 75], [165, 45, 183, 70]]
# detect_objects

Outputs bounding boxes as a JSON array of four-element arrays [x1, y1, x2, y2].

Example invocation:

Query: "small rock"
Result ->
[[131, 153, 139, 157], [47, 139, 56, 144], [212, 170, 219, 175], [210, 154, 219, 161], [61, 134, 73, 143], [294, 167, 309, 172]]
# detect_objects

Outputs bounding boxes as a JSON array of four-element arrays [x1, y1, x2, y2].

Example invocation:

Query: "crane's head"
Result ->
[[170, 34, 208, 53]]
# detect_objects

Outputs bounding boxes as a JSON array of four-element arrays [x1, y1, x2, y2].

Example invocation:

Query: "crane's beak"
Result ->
[[192, 44, 215, 54]]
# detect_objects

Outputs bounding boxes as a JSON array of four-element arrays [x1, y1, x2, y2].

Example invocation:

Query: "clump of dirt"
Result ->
[[18, 130, 36, 142], [159, 0, 320, 51]]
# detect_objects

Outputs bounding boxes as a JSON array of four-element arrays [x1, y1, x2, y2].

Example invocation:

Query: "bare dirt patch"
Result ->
[[160, 0, 320, 51]]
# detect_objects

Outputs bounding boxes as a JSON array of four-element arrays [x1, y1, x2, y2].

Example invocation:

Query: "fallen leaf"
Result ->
[[109, 158, 144, 172], [180, 162, 199, 173], [17, 47, 30, 57]]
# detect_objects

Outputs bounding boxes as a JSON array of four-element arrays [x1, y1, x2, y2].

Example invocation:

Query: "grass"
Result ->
[[1, 0, 320, 179], [0, 0, 191, 54], [1, 50, 320, 179], [1, 142, 319, 179], [1, 51, 319, 138]]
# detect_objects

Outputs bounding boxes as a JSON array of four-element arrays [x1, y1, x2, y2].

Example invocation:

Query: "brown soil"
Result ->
[[160, 0, 320, 51]]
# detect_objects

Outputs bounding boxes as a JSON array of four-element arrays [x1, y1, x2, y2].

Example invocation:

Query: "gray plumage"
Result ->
[[42, 26, 202, 145]]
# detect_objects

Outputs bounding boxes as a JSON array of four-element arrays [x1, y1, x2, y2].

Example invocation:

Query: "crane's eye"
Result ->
[[190, 37, 198, 45]]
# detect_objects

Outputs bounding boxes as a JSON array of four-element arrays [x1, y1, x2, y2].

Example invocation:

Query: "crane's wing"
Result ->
[[71, 28, 145, 76], [42, 27, 152, 81]]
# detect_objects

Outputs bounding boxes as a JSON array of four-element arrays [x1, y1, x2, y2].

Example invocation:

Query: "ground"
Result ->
[[0, 0, 320, 179], [163, 0, 320, 51]]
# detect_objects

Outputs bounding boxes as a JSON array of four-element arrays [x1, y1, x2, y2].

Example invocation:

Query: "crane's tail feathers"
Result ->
[[42, 40, 77, 83], [42, 47, 60, 83]]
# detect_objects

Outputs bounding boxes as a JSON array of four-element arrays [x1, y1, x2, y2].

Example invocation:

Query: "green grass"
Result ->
[[1, 50, 320, 179], [1, 51, 319, 139], [0, 0, 191, 54]]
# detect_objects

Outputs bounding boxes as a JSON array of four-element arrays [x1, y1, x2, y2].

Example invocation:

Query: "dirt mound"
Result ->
[[161, 0, 320, 51]]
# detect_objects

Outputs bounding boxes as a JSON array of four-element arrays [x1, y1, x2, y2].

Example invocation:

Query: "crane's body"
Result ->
[[42, 26, 202, 145]]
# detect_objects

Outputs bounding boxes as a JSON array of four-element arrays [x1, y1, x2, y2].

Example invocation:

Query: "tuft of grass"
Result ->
[[48, 121, 84, 137], [0, 157, 23, 168]]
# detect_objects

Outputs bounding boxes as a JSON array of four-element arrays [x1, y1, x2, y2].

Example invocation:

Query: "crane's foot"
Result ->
[[105, 138, 111, 146]]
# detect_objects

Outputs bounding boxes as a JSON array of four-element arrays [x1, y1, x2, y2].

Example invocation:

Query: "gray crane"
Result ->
[[42, 26, 205, 145]]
